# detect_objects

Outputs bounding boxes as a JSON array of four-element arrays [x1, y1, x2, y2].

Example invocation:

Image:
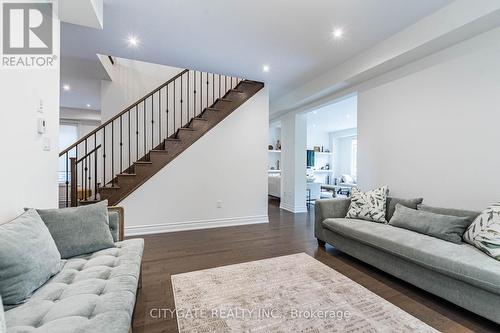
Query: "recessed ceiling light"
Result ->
[[262, 65, 270, 73], [332, 28, 344, 39], [127, 35, 140, 47], [86, 104, 91, 108], [62, 84, 70, 91]]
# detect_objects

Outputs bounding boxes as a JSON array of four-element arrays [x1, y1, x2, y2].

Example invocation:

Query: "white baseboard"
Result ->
[[125, 215, 269, 236], [279, 202, 308, 213]]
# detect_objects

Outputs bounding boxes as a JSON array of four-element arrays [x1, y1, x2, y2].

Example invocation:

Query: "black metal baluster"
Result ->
[[102, 128, 106, 186], [119, 115, 123, 173], [128, 111, 131, 167], [136, 105, 139, 161], [111, 121, 115, 186], [144, 101, 147, 156], [75, 146, 78, 202], [94, 133, 98, 200], [65, 152, 69, 207], [193, 71, 196, 117], [84, 139, 88, 200], [159, 91, 161, 142], [206, 74, 209, 108], [151, 96, 154, 150], [166, 85, 169, 137], [180, 75, 184, 127], [173, 80, 176, 134]]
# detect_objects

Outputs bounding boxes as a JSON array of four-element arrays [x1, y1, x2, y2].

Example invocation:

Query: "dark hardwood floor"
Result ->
[[131, 198, 500, 333]]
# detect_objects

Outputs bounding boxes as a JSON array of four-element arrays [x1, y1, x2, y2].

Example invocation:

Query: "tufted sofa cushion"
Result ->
[[5, 239, 144, 333]]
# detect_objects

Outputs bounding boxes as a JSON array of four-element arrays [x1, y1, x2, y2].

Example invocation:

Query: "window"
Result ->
[[58, 122, 78, 183], [351, 138, 357, 178]]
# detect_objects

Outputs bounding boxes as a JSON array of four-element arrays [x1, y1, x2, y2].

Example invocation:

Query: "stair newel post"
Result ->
[[70, 157, 77, 207], [65, 152, 69, 207], [94, 133, 98, 201]]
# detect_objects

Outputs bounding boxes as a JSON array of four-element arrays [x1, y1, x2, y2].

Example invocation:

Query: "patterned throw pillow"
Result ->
[[463, 202, 500, 259], [346, 185, 389, 223]]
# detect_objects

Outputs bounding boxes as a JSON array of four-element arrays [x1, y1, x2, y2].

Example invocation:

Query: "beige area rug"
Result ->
[[171, 253, 439, 332]]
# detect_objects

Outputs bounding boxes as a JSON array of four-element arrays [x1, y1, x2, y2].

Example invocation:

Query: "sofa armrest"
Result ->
[[107, 206, 124, 242], [315, 198, 351, 241]]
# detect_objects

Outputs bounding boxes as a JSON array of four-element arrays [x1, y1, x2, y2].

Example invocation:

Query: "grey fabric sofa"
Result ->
[[315, 198, 500, 325], [5, 207, 144, 333]]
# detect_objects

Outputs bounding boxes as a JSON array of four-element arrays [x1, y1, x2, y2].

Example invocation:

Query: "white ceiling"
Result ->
[[307, 95, 357, 134], [60, 57, 108, 110], [61, 0, 451, 102]]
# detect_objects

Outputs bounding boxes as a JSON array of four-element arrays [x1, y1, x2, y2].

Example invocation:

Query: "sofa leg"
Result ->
[[317, 239, 326, 247]]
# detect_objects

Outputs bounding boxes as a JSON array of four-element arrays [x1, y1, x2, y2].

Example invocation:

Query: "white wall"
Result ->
[[122, 88, 269, 235], [280, 113, 307, 213], [101, 58, 184, 122], [0, 9, 60, 221], [331, 128, 357, 180], [358, 28, 500, 210]]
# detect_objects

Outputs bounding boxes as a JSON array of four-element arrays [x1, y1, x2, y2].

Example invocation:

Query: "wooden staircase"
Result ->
[[59, 70, 264, 207]]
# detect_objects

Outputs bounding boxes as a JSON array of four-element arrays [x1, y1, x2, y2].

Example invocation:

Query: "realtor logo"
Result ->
[[1, 1, 56, 68], [3, 2, 53, 54]]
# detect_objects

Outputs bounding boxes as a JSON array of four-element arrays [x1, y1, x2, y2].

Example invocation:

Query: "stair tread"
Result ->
[[206, 107, 222, 111], [217, 98, 233, 102], [165, 138, 181, 141], [117, 173, 137, 176], [192, 117, 208, 121], [178, 127, 195, 131], [134, 161, 153, 164], [100, 185, 120, 189], [229, 89, 244, 93], [150, 149, 168, 153]]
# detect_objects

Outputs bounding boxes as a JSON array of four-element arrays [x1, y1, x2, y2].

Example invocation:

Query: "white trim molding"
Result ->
[[279, 202, 308, 214], [125, 215, 269, 236]]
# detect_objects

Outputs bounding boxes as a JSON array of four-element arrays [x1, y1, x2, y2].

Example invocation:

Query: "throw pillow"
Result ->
[[346, 185, 389, 223], [386, 196, 424, 221], [389, 204, 471, 244], [36, 200, 115, 259], [463, 202, 500, 259], [418, 204, 480, 223], [0, 209, 61, 305]]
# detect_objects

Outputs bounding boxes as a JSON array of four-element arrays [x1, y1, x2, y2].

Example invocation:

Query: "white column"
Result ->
[[280, 113, 307, 213]]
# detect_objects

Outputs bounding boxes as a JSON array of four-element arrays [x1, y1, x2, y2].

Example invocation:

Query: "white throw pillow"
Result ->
[[463, 202, 500, 259], [346, 185, 389, 223]]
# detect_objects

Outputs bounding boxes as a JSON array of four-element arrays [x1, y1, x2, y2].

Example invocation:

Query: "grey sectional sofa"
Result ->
[[5, 207, 144, 333], [315, 198, 500, 325]]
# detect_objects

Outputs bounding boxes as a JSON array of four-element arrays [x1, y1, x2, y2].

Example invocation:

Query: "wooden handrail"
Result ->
[[59, 69, 189, 156]]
